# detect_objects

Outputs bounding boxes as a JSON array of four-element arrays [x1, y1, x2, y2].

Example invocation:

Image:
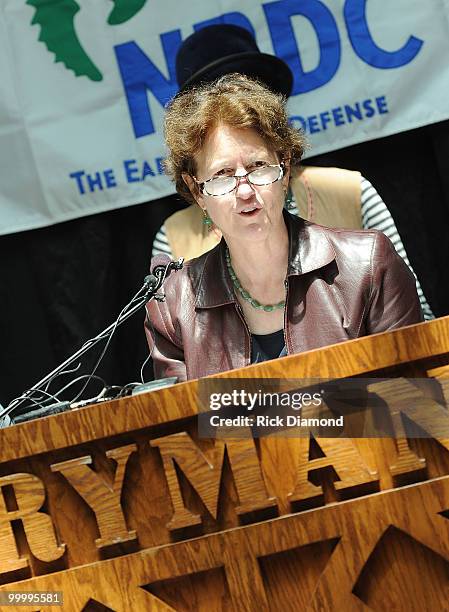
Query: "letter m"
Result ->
[[114, 31, 182, 138], [150, 432, 277, 529]]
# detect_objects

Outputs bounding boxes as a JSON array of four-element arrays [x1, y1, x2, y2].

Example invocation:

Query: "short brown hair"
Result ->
[[164, 74, 306, 205]]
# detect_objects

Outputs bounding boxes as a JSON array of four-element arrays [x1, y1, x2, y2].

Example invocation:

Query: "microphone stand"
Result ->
[[0, 260, 183, 423]]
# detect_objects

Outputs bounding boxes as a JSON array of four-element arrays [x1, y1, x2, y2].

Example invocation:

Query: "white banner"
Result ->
[[1, 0, 449, 235]]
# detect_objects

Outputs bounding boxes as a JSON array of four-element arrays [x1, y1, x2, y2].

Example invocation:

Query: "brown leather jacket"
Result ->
[[145, 213, 422, 381]]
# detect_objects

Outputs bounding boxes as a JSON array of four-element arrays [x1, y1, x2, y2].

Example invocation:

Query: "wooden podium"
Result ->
[[0, 317, 448, 611]]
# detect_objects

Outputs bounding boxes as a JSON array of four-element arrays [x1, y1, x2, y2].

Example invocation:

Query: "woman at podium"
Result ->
[[145, 74, 422, 381]]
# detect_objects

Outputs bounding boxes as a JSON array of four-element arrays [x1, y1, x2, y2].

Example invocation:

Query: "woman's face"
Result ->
[[185, 124, 289, 244]]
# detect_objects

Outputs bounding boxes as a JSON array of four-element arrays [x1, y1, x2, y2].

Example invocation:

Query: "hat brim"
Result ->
[[179, 52, 293, 97]]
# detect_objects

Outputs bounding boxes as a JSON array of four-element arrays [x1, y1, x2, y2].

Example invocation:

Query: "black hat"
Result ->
[[176, 25, 293, 97]]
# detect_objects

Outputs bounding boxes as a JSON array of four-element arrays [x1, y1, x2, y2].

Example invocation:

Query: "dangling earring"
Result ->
[[284, 186, 295, 210], [202, 209, 213, 227]]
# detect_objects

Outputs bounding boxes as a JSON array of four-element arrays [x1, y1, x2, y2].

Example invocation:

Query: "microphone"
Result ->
[[151, 254, 184, 280], [141, 255, 183, 296], [143, 274, 158, 291], [0, 260, 183, 425]]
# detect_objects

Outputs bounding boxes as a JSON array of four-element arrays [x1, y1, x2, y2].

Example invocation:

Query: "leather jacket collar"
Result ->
[[147, 211, 423, 382], [194, 211, 336, 309]]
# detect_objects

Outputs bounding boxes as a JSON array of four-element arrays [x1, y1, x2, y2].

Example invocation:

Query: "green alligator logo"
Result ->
[[27, 0, 148, 81]]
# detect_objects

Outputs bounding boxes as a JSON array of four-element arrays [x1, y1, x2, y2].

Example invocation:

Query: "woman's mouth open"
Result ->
[[239, 206, 261, 217]]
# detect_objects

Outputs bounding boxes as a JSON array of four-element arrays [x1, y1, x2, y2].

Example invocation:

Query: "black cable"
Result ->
[[54, 374, 107, 399], [43, 362, 82, 393], [9, 395, 50, 412], [69, 291, 156, 404], [20, 388, 62, 405], [1, 261, 178, 422]]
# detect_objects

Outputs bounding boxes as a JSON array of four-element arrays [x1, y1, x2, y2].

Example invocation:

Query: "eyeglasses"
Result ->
[[194, 163, 285, 197]]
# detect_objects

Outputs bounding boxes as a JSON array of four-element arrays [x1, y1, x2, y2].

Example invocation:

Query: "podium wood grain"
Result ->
[[0, 316, 448, 610]]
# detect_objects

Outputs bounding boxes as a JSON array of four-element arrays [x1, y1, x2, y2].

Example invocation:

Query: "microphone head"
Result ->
[[143, 274, 158, 290]]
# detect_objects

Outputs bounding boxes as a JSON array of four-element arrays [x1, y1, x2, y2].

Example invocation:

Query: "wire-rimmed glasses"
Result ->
[[195, 163, 285, 197]]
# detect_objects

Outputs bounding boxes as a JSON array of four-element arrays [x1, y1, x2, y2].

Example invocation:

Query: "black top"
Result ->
[[251, 329, 285, 363]]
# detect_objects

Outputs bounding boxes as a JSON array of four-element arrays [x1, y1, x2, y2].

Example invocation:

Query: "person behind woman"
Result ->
[[151, 24, 433, 321], [145, 74, 422, 381]]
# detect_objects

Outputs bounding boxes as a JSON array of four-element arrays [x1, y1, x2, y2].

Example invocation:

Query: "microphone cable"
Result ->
[[1, 258, 181, 423], [68, 282, 157, 405]]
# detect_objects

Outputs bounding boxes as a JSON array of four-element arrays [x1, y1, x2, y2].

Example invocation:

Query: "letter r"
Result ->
[[0, 473, 65, 574]]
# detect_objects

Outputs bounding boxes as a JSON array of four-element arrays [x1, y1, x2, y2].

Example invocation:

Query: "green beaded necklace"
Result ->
[[225, 249, 285, 312]]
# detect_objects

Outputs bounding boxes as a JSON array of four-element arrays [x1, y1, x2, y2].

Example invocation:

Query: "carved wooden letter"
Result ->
[[51, 444, 137, 548], [367, 378, 442, 476], [150, 432, 276, 530], [388, 408, 427, 478], [288, 437, 378, 505], [0, 473, 65, 574]]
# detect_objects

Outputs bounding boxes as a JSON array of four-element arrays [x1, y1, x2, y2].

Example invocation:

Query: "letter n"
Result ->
[[114, 31, 182, 138]]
